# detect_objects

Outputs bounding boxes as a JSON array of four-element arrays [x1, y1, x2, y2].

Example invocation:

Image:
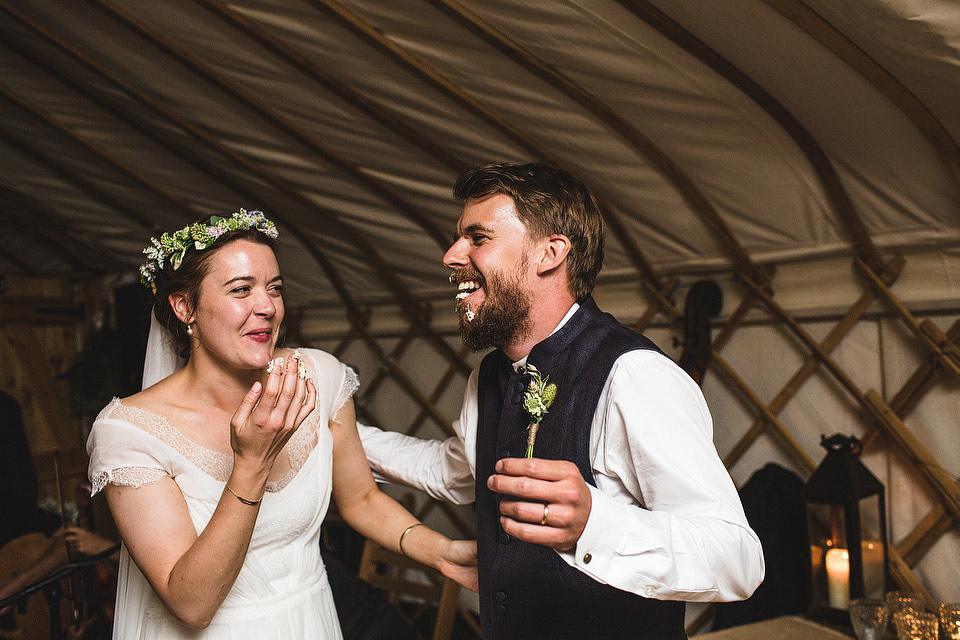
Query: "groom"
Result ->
[[361, 162, 763, 639]]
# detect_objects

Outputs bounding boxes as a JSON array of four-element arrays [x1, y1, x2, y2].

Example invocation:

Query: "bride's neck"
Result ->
[[178, 355, 264, 413]]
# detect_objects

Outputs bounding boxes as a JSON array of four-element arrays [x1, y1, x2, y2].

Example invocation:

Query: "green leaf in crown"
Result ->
[[137, 209, 279, 292]]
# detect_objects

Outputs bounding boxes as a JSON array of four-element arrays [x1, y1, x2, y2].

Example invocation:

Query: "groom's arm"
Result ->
[[491, 351, 764, 602], [358, 422, 475, 505]]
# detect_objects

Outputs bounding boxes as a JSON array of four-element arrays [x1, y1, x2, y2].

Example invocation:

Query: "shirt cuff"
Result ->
[[560, 485, 662, 599]]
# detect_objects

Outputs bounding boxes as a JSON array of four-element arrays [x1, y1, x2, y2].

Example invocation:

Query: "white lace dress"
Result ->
[[86, 348, 357, 639]]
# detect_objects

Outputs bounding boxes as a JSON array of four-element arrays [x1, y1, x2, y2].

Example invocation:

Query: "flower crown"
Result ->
[[139, 208, 278, 292]]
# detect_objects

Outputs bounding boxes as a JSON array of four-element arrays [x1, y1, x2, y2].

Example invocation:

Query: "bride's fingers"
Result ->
[[256, 356, 286, 413], [273, 353, 302, 417], [293, 378, 317, 426], [280, 368, 307, 429], [231, 380, 264, 435]]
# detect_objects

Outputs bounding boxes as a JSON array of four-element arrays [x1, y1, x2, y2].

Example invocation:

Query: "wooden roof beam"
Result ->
[[307, 0, 550, 164], [430, 0, 762, 284], [763, 0, 960, 196], [2, 1, 459, 366], [616, 0, 885, 274], [0, 185, 125, 273], [0, 122, 154, 232], [1, 7, 354, 316], [308, 0, 666, 291], [75, 0, 472, 373], [88, 0, 450, 251], [0, 80, 201, 226], [192, 0, 469, 175]]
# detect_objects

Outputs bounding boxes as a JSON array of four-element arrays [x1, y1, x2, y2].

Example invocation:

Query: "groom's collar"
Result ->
[[511, 301, 581, 374]]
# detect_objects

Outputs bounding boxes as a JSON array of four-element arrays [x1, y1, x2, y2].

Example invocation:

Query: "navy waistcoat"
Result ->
[[475, 297, 687, 640]]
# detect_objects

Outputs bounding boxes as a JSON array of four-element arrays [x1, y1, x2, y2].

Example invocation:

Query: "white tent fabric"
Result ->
[[1, 0, 958, 614], [3, 0, 959, 294]]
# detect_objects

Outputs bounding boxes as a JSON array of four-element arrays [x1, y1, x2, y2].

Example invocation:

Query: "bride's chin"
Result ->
[[252, 353, 274, 370], [236, 347, 274, 372]]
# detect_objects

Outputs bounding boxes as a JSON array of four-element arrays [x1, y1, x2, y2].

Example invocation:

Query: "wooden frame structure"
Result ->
[[1, 2, 958, 637]]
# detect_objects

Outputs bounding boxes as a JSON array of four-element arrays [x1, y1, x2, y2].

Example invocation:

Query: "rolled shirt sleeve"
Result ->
[[358, 421, 475, 505], [559, 350, 765, 602]]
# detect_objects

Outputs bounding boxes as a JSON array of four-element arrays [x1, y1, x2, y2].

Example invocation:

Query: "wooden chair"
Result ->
[[356, 539, 462, 640]]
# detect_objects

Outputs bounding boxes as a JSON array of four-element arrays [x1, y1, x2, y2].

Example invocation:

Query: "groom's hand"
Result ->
[[488, 457, 591, 552]]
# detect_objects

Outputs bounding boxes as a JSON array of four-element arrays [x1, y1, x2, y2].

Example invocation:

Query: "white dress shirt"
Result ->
[[360, 304, 764, 603]]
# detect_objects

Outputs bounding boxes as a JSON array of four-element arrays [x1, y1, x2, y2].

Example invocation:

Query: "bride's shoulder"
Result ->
[[119, 380, 170, 411], [93, 396, 125, 423], [89, 394, 163, 446], [95, 379, 177, 426]]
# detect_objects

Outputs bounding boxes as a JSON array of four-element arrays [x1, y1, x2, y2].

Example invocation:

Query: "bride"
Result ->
[[86, 210, 477, 639]]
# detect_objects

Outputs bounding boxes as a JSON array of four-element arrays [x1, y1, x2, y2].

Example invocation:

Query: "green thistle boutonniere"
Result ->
[[522, 363, 558, 458]]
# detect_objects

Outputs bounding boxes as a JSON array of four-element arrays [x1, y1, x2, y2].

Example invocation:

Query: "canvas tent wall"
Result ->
[[0, 0, 958, 631]]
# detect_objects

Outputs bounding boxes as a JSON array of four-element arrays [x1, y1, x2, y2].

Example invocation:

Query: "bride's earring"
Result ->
[[186, 324, 194, 336]]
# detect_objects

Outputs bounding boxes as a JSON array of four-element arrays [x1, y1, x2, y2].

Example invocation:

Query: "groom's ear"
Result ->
[[535, 233, 571, 276], [169, 293, 194, 325]]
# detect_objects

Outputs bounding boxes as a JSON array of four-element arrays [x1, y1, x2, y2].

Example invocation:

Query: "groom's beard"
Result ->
[[457, 266, 532, 353]]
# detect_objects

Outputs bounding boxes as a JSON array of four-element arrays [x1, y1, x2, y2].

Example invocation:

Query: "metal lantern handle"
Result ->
[[820, 433, 862, 457]]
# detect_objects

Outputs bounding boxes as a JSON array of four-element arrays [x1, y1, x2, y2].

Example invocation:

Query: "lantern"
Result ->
[[805, 434, 889, 616]]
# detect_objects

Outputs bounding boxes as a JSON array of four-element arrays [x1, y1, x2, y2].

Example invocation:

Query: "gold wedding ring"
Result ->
[[540, 504, 549, 526]]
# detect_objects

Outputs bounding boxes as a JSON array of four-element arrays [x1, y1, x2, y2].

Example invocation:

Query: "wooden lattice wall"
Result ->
[[4, 249, 958, 637], [302, 252, 960, 635]]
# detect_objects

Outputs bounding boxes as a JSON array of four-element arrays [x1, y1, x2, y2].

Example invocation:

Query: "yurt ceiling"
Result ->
[[2, 0, 959, 621], [2, 0, 958, 311]]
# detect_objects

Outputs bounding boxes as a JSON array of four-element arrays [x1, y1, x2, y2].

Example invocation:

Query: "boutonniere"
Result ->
[[522, 364, 557, 458]]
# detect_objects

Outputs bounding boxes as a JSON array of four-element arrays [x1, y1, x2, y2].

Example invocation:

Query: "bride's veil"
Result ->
[[141, 313, 186, 389], [107, 311, 188, 639]]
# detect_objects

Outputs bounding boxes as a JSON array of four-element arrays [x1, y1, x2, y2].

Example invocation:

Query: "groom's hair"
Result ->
[[453, 162, 605, 302]]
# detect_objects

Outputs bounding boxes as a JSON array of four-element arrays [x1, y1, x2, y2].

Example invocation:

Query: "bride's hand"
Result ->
[[438, 539, 479, 592], [230, 352, 316, 471]]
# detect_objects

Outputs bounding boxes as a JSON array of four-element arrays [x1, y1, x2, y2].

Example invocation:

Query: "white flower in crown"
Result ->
[[142, 236, 165, 269]]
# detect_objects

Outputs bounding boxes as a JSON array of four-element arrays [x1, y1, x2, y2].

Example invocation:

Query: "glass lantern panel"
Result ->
[[857, 495, 885, 598], [808, 503, 849, 609]]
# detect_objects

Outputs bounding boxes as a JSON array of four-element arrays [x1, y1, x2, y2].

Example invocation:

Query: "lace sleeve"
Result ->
[[332, 365, 360, 425], [87, 398, 172, 495], [90, 466, 168, 495]]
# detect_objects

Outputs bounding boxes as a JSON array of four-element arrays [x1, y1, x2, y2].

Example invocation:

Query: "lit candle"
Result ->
[[825, 547, 850, 609]]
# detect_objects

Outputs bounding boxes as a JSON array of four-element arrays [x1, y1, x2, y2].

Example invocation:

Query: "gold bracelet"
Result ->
[[398, 522, 425, 557], [225, 484, 263, 506]]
